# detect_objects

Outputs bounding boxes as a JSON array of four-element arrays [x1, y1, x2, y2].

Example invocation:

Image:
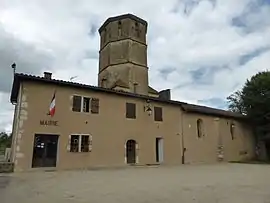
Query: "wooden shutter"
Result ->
[[67, 135, 71, 151], [88, 135, 93, 152], [72, 96, 81, 112], [126, 103, 136, 118], [91, 98, 99, 114], [154, 107, 163, 121]]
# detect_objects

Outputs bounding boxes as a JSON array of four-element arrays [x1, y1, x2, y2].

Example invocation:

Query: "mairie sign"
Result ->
[[40, 120, 58, 126]]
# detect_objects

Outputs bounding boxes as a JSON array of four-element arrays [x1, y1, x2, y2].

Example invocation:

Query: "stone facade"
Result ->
[[9, 14, 256, 172]]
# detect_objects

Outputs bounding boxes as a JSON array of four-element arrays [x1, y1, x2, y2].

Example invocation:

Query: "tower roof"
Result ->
[[98, 13, 148, 34]]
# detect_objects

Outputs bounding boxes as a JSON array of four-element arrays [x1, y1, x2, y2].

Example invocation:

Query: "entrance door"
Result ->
[[32, 134, 59, 168], [156, 138, 164, 163], [265, 140, 270, 161], [126, 140, 136, 164]]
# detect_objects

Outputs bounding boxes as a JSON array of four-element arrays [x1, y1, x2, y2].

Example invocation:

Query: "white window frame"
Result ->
[[68, 134, 92, 152], [82, 97, 91, 113], [72, 95, 92, 113]]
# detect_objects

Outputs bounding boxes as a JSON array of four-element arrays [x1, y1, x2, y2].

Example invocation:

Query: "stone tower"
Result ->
[[98, 14, 150, 95]]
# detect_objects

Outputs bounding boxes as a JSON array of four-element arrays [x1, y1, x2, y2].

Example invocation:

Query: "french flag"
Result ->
[[48, 91, 56, 117]]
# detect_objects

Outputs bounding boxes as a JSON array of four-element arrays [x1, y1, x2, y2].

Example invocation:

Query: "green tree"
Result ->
[[227, 71, 270, 140], [0, 132, 12, 149]]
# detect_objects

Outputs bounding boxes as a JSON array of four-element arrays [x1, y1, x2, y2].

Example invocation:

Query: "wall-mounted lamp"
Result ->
[[144, 103, 152, 116]]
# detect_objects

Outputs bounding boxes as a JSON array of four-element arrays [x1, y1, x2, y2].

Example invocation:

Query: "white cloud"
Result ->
[[0, 0, 270, 131], [0, 93, 14, 133]]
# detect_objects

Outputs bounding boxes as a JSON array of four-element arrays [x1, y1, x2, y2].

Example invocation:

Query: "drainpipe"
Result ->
[[180, 106, 185, 164]]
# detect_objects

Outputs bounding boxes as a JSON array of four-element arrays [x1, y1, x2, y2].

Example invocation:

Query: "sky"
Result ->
[[0, 0, 270, 133]]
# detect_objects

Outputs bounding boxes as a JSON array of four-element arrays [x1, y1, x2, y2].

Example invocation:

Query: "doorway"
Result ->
[[32, 134, 59, 168], [126, 140, 136, 164], [156, 138, 164, 163], [265, 140, 270, 161]]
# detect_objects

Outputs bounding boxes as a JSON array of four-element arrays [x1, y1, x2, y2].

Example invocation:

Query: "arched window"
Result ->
[[197, 119, 203, 138], [230, 122, 235, 140]]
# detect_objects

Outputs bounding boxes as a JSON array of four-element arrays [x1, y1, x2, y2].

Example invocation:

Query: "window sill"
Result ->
[[69, 151, 91, 153]]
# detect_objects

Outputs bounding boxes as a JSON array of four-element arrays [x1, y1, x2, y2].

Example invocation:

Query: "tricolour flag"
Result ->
[[48, 91, 56, 117]]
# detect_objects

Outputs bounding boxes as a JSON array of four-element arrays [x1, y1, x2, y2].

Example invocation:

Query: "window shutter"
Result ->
[[126, 103, 136, 118], [154, 107, 163, 121], [72, 96, 81, 112], [88, 135, 93, 152], [91, 98, 99, 114], [67, 135, 71, 151]]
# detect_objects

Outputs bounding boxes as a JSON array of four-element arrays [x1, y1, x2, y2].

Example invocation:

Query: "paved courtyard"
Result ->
[[1, 163, 270, 203]]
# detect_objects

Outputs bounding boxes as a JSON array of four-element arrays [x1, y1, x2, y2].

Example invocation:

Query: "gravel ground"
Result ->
[[1, 163, 270, 203]]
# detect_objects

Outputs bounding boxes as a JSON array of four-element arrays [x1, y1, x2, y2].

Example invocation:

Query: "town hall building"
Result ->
[[9, 14, 255, 172]]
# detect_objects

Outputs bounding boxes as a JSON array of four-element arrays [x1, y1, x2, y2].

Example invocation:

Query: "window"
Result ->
[[72, 95, 99, 114], [197, 119, 203, 138], [69, 134, 92, 152], [103, 28, 107, 44], [81, 135, 90, 152], [72, 96, 81, 112], [70, 135, 79, 152], [230, 122, 235, 140], [126, 103, 136, 119], [83, 97, 90, 112], [108, 28, 111, 39], [135, 22, 140, 37], [118, 21, 122, 36], [154, 107, 163, 121], [133, 83, 138, 94]]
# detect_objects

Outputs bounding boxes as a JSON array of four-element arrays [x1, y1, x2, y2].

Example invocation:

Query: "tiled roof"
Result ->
[[181, 104, 244, 119], [10, 73, 246, 120], [10, 73, 183, 105]]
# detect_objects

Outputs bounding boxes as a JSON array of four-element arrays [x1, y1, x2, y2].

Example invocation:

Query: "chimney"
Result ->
[[44, 72, 52, 79], [159, 89, 171, 100]]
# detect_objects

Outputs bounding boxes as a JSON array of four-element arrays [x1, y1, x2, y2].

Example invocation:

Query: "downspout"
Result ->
[[180, 105, 185, 164]]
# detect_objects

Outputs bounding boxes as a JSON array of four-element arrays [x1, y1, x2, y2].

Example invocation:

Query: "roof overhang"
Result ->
[[10, 73, 247, 120]]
